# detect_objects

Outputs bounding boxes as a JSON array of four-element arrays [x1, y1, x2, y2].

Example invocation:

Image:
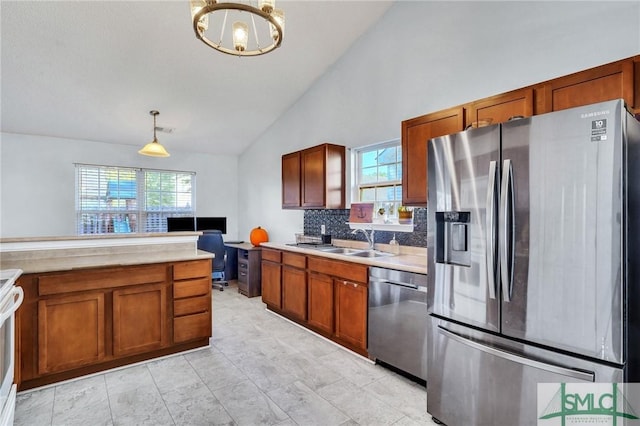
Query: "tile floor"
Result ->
[[15, 281, 436, 426]]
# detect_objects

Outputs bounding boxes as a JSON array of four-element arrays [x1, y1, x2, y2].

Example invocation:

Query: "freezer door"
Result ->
[[427, 320, 623, 426], [501, 100, 625, 364], [427, 125, 501, 332]]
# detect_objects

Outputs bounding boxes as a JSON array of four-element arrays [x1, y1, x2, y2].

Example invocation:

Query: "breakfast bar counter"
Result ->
[[0, 233, 214, 391]]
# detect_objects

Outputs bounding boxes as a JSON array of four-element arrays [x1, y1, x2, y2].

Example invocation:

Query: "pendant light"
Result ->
[[138, 110, 170, 157], [190, 0, 285, 57]]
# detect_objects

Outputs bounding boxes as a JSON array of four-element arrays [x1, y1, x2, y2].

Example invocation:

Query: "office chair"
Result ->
[[197, 230, 229, 291]]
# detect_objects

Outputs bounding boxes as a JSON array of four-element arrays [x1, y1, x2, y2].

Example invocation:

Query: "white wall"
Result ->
[[238, 1, 640, 243], [0, 133, 239, 239]]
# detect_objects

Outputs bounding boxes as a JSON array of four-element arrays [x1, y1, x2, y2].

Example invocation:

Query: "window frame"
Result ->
[[351, 139, 402, 220], [75, 163, 196, 234]]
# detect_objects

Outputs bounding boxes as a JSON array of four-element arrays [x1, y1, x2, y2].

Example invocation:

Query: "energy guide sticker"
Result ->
[[591, 119, 607, 141]]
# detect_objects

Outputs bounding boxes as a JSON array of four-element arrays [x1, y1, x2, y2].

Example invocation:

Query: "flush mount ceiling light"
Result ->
[[190, 0, 285, 57], [138, 110, 170, 157]]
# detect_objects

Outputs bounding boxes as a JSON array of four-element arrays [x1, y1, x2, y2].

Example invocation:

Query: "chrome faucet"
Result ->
[[351, 228, 375, 250]]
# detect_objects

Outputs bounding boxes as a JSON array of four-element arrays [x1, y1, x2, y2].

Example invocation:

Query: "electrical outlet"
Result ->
[[321, 224, 326, 235]]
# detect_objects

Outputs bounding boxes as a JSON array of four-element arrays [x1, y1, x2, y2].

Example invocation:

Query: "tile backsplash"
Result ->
[[303, 208, 427, 248]]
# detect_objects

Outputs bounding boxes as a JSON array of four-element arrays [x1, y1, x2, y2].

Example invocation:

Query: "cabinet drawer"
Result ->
[[174, 278, 210, 299], [283, 252, 306, 269], [308, 256, 368, 284], [262, 248, 282, 263], [174, 295, 210, 317], [174, 312, 211, 343], [39, 264, 166, 296], [238, 265, 249, 283], [173, 260, 211, 280]]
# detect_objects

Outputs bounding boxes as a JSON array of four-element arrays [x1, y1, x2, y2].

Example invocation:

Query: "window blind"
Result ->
[[75, 164, 195, 234]]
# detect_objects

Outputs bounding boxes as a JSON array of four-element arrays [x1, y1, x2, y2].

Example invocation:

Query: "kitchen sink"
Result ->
[[347, 250, 394, 258], [309, 246, 395, 258], [316, 247, 363, 255]]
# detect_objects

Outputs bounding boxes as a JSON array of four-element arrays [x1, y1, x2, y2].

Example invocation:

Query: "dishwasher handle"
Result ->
[[369, 277, 426, 292]]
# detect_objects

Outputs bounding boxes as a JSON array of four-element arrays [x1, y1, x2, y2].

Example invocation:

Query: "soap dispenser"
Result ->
[[389, 233, 400, 254]]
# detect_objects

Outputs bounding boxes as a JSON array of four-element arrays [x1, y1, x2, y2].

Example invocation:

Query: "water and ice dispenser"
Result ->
[[435, 211, 471, 267]]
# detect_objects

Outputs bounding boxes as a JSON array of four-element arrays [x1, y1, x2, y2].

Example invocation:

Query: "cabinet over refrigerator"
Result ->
[[426, 99, 640, 425]]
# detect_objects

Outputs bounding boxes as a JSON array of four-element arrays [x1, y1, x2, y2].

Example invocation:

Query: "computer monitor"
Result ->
[[166, 217, 196, 232], [195, 217, 227, 234]]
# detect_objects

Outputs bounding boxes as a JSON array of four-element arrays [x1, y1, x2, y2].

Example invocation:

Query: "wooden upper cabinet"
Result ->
[[468, 88, 533, 127], [401, 107, 465, 206], [535, 58, 635, 114], [301, 145, 325, 207], [282, 143, 345, 209], [282, 152, 301, 208]]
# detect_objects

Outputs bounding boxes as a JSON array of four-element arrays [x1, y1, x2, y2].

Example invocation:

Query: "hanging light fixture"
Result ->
[[190, 0, 285, 57], [138, 110, 170, 157]]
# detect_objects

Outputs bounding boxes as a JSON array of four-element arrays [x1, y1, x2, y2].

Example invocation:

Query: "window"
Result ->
[[76, 164, 195, 234], [353, 140, 402, 218]]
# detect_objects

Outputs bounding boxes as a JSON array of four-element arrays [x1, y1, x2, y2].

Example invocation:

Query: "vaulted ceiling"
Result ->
[[1, 1, 393, 155]]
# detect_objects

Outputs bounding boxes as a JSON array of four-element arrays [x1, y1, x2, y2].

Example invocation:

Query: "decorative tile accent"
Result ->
[[303, 208, 427, 248]]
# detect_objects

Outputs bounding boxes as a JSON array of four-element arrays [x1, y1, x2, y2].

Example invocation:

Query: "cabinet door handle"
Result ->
[[352, 283, 358, 288]]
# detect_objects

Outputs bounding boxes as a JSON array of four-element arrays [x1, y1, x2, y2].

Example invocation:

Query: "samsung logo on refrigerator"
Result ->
[[581, 109, 610, 118]]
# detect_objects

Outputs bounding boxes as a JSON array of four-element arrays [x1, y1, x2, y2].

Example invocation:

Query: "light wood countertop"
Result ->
[[260, 241, 427, 275], [0, 232, 213, 274], [0, 249, 214, 274]]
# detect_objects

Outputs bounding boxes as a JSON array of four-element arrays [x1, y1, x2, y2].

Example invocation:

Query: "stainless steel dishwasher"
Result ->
[[368, 266, 428, 381]]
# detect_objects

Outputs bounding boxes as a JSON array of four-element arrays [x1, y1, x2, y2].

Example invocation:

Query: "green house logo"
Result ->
[[539, 383, 640, 425]]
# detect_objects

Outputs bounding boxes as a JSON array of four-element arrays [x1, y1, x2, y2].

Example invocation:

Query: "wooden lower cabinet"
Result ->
[[38, 292, 105, 374], [262, 249, 369, 355], [261, 253, 282, 309], [17, 259, 212, 390], [334, 278, 367, 351], [113, 283, 167, 357], [282, 266, 307, 321], [307, 272, 334, 335], [174, 312, 211, 343], [172, 269, 212, 344]]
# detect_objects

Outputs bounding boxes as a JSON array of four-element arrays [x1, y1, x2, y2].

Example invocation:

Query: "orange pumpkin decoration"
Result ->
[[250, 226, 269, 246]]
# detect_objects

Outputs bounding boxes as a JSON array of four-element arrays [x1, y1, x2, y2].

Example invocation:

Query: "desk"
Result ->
[[224, 242, 262, 297]]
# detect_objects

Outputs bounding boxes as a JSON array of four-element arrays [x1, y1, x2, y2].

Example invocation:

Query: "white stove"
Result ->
[[0, 269, 24, 426]]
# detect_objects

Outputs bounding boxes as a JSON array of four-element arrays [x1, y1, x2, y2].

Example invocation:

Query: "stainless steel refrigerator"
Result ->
[[426, 99, 640, 425]]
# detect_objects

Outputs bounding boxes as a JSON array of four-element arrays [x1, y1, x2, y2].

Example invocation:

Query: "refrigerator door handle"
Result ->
[[438, 326, 595, 382], [500, 159, 515, 302], [485, 160, 498, 300]]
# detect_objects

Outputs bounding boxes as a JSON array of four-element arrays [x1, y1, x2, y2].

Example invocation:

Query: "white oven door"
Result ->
[[0, 286, 24, 423]]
